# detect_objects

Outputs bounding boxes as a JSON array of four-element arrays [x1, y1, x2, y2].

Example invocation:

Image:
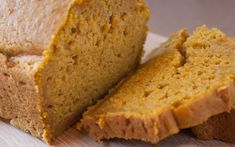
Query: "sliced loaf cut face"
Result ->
[[192, 107, 235, 144], [80, 26, 235, 144], [0, 0, 149, 144]]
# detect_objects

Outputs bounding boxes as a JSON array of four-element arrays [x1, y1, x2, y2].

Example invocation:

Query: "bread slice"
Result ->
[[80, 26, 235, 144], [0, 0, 149, 144], [192, 107, 235, 143]]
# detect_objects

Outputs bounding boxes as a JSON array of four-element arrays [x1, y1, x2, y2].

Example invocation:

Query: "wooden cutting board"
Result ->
[[0, 33, 234, 147]]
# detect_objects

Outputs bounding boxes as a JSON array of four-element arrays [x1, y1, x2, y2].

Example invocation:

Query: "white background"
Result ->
[[146, 0, 235, 36]]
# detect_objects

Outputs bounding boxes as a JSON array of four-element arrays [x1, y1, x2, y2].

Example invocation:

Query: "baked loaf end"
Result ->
[[0, 54, 44, 138], [0, 0, 149, 144], [80, 26, 235, 144], [192, 107, 235, 143]]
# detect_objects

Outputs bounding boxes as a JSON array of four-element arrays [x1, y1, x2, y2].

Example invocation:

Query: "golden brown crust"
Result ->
[[0, 0, 72, 55], [81, 109, 179, 143], [81, 82, 235, 144], [174, 81, 235, 128], [192, 108, 235, 143]]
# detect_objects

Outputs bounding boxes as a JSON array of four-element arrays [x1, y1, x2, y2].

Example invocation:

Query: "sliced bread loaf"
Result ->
[[80, 26, 235, 144], [0, 0, 149, 144], [192, 107, 235, 143]]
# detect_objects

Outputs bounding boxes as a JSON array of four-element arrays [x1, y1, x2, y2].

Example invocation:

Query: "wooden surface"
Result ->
[[0, 33, 234, 147]]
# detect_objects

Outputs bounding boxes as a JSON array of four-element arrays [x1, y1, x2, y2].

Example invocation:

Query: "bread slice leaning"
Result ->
[[80, 26, 235, 144], [0, 0, 149, 144], [192, 106, 235, 143]]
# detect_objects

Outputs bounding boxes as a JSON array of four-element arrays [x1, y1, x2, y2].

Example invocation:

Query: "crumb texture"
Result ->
[[39, 0, 149, 138], [81, 26, 235, 144]]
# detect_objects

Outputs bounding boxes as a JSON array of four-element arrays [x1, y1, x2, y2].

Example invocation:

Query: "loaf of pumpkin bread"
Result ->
[[80, 26, 235, 144], [0, 0, 149, 143]]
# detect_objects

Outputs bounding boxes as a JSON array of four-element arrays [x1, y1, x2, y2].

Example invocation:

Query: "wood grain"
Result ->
[[0, 33, 234, 147]]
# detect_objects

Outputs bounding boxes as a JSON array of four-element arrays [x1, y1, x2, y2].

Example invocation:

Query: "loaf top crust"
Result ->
[[0, 0, 73, 55]]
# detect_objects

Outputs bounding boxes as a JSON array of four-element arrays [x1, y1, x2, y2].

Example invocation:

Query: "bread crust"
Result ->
[[174, 81, 235, 128], [82, 109, 179, 143], [0, 0, 73, 55], [81, 82, 235, 144]]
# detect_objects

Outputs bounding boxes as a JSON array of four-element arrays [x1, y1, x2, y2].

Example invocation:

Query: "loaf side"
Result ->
[[0, 53, 45, 139]]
